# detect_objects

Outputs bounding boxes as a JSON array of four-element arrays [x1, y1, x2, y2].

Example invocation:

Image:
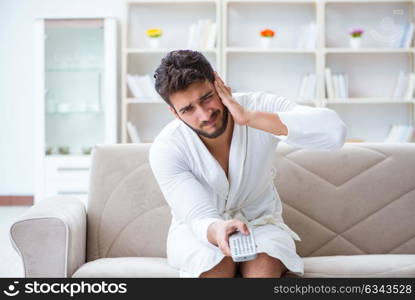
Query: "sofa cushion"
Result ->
[[73, 255, 415, 278], [72, 257, 179, 278], [285, 255, 415, 278]]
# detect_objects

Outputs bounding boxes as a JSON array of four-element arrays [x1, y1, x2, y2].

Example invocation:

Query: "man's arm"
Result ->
[[214, 72, 346, 150], [245, 111, 288, 136], [150, 140, 249, 256], [149, 140, 222, 245]]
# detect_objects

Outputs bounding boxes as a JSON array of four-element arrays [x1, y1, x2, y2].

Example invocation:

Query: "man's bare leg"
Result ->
[[240, 252, 288, 278], [199, 256, 237, 278]]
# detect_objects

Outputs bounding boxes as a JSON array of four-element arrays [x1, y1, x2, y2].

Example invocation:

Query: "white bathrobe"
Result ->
[[149, 91, 347, 277]]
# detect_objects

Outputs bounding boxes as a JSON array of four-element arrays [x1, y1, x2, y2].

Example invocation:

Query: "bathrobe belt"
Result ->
[[222, 208, 302, 242]]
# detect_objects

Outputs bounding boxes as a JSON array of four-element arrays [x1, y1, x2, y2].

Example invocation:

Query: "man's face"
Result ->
[[169, 79, 229, 139]]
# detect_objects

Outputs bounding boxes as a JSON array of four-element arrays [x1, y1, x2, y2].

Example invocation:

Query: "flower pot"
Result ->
[[349, 37, 361, 49], [149, 38, 160, 49], [260, 37, 272, 49]]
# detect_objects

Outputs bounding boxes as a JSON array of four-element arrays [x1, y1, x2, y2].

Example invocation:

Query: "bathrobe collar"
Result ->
[[181, 119, 248, 206]]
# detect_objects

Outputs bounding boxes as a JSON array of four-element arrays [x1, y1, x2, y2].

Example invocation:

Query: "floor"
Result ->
[[0, 206, 30, 278]]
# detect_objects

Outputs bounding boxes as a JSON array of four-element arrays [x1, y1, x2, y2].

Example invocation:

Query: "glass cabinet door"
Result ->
[[44, 19, 106, 156]]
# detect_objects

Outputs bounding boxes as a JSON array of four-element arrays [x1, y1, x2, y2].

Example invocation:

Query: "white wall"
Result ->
[[0, 0, 124, 195]]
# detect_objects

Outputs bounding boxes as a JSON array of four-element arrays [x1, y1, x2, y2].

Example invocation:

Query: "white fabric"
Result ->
[[149, 91, 347, 277]]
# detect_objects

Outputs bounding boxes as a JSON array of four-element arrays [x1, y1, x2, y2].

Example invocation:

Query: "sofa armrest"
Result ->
[[10, 196, 87, 277]]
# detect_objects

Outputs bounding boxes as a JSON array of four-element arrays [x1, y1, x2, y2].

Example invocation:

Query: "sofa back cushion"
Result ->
[[86, 143, 415, 261], [86, 144, 170, 261]]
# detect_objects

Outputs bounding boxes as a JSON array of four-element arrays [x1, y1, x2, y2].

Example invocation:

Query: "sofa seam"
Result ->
[[103, 204, 169, 257], [96, 162, 150, 259]]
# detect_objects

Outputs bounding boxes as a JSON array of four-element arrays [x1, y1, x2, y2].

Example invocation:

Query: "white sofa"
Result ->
[[10, 143, 415, 277]]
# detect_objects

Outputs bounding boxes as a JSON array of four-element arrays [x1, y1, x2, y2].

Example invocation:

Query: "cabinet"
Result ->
[[34, 18, 117, 205]]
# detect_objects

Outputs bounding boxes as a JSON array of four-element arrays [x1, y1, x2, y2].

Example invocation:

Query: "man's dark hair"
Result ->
[[154, 50, 215, 107]]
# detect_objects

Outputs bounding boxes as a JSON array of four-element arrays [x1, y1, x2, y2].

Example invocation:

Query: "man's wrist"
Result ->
[[207, 220, 222, 246], [245, 110, 255, 127]]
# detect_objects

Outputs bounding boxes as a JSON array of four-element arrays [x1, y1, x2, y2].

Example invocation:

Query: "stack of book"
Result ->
[[393, 71, 415, 100], [127, 74, 159, 100], [384, 124, 415, 143], [187, 19, 217, 50], [296, 22, 317, 50], [297, 72, 317, 101], [127, 121, 142, 143], [396, 22, 414, 48], [325, 68, 348, 100]]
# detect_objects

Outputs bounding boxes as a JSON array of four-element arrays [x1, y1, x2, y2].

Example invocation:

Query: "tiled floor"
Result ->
[[0, 206, 30, 278]]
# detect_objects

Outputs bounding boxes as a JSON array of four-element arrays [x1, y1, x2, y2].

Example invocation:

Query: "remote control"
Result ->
[[229, 228, 257, 262]]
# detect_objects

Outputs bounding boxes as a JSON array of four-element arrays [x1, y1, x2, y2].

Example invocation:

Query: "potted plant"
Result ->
[[58, 146, 70, 155], [349, 28, 364, 49], [260, 29, 275, 49], [82, 146, 92, 155], [146, 28, 163, 49]]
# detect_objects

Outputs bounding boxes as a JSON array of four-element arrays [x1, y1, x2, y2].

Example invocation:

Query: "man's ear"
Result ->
[[168, 106, 179, 119]]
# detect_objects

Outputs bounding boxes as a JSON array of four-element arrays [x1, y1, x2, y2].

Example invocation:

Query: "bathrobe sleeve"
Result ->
[[149, 140, 222, 245], [243, 91, 347, 150]]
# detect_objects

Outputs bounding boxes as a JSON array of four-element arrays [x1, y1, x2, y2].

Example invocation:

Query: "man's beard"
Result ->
[[182, 107, 229, 139]]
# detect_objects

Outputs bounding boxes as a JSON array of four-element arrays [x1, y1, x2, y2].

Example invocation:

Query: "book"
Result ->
[[307, 73, 317, 101], [404, 72, 415, 100], [297, 22, 317, 50], [403, 23, 414, 48], [333, 73, 340, 99], [127, 122, 141, 143], [325, 68, 334, 99], [297, 73, 317, 102], [339, 73, 348, 99], [393, 71, 407, 100], [384, 124, 415, 143], [298, 73, 308, 100], [127, 74, 159, 100], [206, 22, 217, 49], [187, 19, 217, 49]]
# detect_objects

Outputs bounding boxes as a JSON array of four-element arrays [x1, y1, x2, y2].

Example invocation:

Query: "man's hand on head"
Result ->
[[213, 71, 252, 126], [214, 71, 288, 136]]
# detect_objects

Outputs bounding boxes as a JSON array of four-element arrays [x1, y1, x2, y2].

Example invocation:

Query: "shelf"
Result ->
[[46, 110, 103, 115], [45, 68, 102, 72], [226, 0, 316, 3], [225, 47, 316, 54], [324, 0, 412, 3], [125, 48, 219, 54], [127, 98, 165, 104], [45, 154, 92, 158], [292, 100, 317, 105], [324, 48, 414, 54], [324, 98, 415, 104], [128, 0, 218, 4]]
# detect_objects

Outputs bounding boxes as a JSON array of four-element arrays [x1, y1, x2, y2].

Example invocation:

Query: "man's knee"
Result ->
[[240, 253, 287, 278], [199, 256, 236, 278]]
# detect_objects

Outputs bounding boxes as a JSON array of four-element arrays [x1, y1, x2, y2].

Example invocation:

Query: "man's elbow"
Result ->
[[327, 123, 347, 151]]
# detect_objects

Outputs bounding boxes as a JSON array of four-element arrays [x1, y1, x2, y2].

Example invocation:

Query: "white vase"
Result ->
[[260, 37, 272, 49], [149, 38, 160, 49], [349, 37, 361, 49]]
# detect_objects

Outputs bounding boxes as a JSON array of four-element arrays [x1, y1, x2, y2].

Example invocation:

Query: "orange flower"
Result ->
[[260, 29, 275, 37]]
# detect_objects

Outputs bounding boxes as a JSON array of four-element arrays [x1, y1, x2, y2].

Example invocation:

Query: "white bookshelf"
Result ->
[[122, 0, 221, 142], [123, 0, 415, 143]]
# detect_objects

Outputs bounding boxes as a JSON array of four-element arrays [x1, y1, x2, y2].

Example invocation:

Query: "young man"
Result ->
[[149, 50, 347, 278]]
